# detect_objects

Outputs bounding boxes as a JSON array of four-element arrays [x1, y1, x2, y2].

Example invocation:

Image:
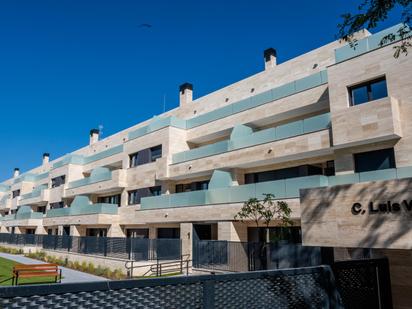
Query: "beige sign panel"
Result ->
[[300, 178, 412, 250]]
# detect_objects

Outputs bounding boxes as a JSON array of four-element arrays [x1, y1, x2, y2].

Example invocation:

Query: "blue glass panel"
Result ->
[[370, 79, 388, 101], [351, 85, 369, 105]]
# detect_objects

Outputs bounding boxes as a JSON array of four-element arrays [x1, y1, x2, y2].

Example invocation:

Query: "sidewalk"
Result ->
[[0, 252, 108, 283]]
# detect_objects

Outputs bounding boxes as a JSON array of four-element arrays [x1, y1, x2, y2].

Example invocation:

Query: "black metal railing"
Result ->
[[0, 233, 181, 261], [332, 257, 393, 309], [193, 239, 325, 272], [0, 265, 343, 308], [125, 254, 191, 278]]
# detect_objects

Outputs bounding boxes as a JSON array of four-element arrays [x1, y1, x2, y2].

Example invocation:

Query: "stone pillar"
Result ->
[[180, 223, 193, 258], [108, 224, 124, 237], [218, 221, 247, 242], [149, 226, 157, 239], [218, 221, 248, 272], [57, 226, 64, 236], [35, 225, 48, 235], [70, 225, 80, 236]]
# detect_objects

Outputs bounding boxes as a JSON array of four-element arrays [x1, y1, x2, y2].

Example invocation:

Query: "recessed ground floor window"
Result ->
[[157, 228, 180, 239]]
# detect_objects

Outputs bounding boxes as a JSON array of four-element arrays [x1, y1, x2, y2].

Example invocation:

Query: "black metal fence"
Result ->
[[333, 258, 393, 309], [0, 233, 181, 261], [193, 239, 325, 272], [0, 265, 343, 308]]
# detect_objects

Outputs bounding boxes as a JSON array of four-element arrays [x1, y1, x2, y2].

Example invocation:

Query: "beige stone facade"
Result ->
[[0, 26, 412, 302]]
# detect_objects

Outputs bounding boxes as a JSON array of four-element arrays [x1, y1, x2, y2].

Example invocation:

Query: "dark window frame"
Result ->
[[128, 185, 162, 205], [349, 76, 388, 106], [150, 145, 162, 162], [51, 175, 66, 188], [129, 144, 162, 167], [12, 190, 20, 198], [97, 194, 121, 206], [354, 148, 396, 173]]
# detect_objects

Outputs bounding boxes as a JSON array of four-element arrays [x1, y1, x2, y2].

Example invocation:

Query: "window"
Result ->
[[150, 145, 162, 162], [157, 228, 180, 239], [245, 165, 324, 184], [175, 180, 209, 193], [324, 160, 335, 176], [129, 145, 162, 167], [50, 202, 64, 209], [12, 190, 20, 198], [128, 186, 162, 205], [354, 148, 396, 173], [51, 175, 66, 188], [149, 186, 162, 196], [98, 194, 121, 206], [349, 77, 388, 106], [86, 228, 107, 237]]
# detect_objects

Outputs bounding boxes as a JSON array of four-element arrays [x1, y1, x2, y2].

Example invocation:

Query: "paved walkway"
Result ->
[[0, 252, 108, 283]]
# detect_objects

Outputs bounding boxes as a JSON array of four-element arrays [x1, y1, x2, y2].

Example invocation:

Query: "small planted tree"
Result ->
[[235, 194, 293, 269], [234, 193, 293, 244]]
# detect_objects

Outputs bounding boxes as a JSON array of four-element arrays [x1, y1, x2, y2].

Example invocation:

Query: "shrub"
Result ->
[[22, 251, 126, 280], [0, 246, 23, 254]]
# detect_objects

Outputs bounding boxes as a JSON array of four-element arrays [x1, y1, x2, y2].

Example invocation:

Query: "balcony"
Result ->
[[173, 113, 331, 164], [335, 23, 409, 63], [44, 196, 118, 226], [141, 166, 412, 211], [0, 196, 11, 211], [0, 206, 43, 227], [169, 114, 332, 178], [65, 167, 127, 197], [331, 96, 401, 149], [20, 185, 49, 205], [141, 175, 328, 210]]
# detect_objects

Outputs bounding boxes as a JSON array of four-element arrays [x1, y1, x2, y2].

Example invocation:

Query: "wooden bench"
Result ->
[[12, 264, 62, 285]]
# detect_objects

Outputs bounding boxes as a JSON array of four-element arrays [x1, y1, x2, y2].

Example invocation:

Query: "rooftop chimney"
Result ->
[[179, 83, 193, 106], [89, 129, 100, 145], [42, 153, 50, 165], [264, 48, 277, 70], [13, 168, 20, 178]]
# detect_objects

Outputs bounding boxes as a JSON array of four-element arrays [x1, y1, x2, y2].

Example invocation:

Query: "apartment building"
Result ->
[[0, 23, 411, 271]]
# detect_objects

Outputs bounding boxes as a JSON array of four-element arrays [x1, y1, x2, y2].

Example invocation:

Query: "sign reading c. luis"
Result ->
[[352, 200, 412, 215]]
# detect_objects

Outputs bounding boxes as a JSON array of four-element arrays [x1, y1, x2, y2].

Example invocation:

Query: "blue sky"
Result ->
[[0, 0, 402, 181]]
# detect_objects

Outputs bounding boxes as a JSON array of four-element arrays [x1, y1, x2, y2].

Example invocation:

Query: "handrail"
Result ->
[[125, 254, 190, 278]]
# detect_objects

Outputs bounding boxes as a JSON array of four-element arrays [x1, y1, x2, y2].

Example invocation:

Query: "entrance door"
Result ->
[[62, 226, 70, 236]]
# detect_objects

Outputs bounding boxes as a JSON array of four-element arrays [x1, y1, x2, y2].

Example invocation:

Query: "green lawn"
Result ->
[[0, 257, 60, 286]]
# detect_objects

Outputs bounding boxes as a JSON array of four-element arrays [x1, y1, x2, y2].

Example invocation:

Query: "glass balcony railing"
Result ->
[[67, 167, 112, 189], [20, 185, 48, 201], [335, 23, 410, 63], [141, 166, 412, 210], [141, 175, 328, 210], [172, 113, 331, 164], [1, 206, 43, 221], [52, 145, 123, 169], [46, 196, 118, 218], [127, 71, 328, 141]]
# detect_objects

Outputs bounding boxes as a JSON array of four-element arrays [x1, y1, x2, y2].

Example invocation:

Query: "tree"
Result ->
[[338, 0, 411, 58], [234, 193, 293, 243]]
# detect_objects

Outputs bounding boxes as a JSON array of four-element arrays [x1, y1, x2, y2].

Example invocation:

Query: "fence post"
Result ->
[[376, 258, 393, 309], [203, 280, 215, 309], [180, 256, 183, 274], [104, 237, 107, 257]]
